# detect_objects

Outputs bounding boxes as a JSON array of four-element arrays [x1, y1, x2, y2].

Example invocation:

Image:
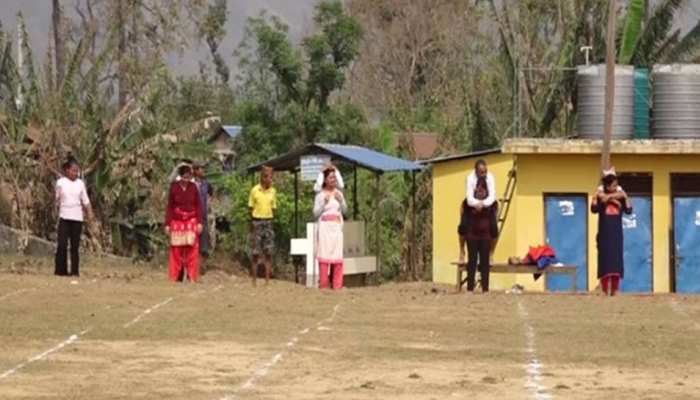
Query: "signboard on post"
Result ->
[[300, 155, 331, 181]]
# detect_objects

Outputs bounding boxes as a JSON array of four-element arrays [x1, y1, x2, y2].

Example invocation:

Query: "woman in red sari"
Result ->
[[165, 164, 203, 282]]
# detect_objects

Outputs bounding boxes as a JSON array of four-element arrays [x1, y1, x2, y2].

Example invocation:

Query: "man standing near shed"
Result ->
[[466, 160, 496, 211], [458, 159, 497, 292]]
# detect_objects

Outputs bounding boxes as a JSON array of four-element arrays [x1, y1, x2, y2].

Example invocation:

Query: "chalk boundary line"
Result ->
[[122, 283, 223, 328], [123, 297, 174, 328], [0, 329, 91, 381], [219, 303, 341, 400], [0, 283, 225, 382], [517, 298, 553, 400]]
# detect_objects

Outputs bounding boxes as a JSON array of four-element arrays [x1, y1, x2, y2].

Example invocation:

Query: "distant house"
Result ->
[[399, 132, 454, 161], [208, 125, 241, 171]]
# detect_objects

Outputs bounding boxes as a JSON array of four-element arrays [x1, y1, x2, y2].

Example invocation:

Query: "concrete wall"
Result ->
[[0, 224, 56, 257]]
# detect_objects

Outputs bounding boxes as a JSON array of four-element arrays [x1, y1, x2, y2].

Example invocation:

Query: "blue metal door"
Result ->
[[621, 196, 653, 292], [674, 197, 700, 293], [545, 196, 588, 291]]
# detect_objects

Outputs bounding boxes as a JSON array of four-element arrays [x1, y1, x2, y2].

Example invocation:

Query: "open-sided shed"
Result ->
[[248, 143, 423, 278]]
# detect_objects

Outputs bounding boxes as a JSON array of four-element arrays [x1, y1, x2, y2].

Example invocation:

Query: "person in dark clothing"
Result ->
[[591, 172, 632, 296], [193, 163, 213, 258], [458, 177, 498, 292]]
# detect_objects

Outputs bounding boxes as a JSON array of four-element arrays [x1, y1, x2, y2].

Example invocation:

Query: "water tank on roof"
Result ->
[[652, 64, 700, 138], [576, 64, 635, 139], [634, 68, 651, 139]]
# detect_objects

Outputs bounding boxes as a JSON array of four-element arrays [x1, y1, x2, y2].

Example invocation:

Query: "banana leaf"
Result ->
[[619, 0, 644, 64], [663, 21, 700, 62], [632, 0, 683, 66]]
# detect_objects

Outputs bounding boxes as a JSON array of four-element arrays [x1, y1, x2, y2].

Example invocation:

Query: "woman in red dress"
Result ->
[[165, 164, 203, 282]]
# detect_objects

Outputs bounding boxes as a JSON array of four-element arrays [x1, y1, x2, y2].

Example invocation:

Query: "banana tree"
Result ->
[[0, 15, 221, 257], [500, 0, 700, 138], [621, 0, 700, 66]]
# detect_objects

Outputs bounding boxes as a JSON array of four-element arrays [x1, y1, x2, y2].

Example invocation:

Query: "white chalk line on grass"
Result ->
[[0, 328, 91, 381], [123, 282, 225, 329], [123, 297, 174, 328], [0, 294, 173, 382], [219, 303, 341, 400], [0, 295, 174, 381], [669, 299, 700, 330], [123, 282, 226, 329], [316, 303, 340, 331], [517, 299, 553, 400], [0, 282, 224, 382]]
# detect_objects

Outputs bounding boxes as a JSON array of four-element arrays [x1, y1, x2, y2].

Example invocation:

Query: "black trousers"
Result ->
[[466, 239, 491, 292], [55, 219, 83, 276]]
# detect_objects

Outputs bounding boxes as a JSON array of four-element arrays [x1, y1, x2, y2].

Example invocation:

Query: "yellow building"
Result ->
[[429, 138, 700, 294]]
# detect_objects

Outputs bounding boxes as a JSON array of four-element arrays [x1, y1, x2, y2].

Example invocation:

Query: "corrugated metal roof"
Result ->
[[419, 148, 501, 164], [317, 143, 423, 172], [247, 143, 424, 174]]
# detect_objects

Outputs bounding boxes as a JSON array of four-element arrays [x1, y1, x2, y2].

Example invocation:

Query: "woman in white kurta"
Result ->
[[313, 167, 348, 289]]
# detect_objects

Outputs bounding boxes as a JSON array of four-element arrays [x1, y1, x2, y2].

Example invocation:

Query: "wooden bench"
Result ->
[[291, 221, 377, 287], [450, 262, 577, 292]]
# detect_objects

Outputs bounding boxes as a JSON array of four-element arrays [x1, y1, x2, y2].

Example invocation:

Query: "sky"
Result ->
[[0, 0, 318, 76], [1, 0, 699, 78]]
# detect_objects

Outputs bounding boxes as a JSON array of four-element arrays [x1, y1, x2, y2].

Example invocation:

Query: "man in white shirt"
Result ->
[[55, 159, 92, 277], [459, 159, 497, 267], [466, 159, 496, 211]]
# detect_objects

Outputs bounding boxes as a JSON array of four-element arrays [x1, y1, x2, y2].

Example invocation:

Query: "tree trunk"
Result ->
[[602, 0, 617, 171], [52, 0, 65, 90], [117, 0, 128, 108]]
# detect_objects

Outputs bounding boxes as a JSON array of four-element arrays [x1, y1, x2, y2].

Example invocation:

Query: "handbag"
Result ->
[[170, 230, 196, 246]]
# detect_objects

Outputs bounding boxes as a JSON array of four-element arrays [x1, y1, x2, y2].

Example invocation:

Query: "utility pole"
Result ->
[[602, 0, 617, 171]]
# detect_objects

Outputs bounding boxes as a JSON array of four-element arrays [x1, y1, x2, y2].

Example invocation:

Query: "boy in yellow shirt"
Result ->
[[248, 166, 277, 285]]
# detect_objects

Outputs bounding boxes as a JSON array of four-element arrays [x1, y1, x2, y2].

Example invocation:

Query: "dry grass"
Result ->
[[0, 256, 699, 399]]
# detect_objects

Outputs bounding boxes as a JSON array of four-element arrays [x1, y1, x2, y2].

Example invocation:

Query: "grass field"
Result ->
[[1, 256, 699, 400]]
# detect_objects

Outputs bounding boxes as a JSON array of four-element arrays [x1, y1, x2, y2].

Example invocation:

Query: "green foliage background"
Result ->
[[2, 0, 699, 280]]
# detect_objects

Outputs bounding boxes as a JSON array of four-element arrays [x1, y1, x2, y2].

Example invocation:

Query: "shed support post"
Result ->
[[411, 170, 417, 280], [293, 170, 300, 283], [375, 173, 381, 280], [353, 165, 358, 220], [294, 171, 299, 237]]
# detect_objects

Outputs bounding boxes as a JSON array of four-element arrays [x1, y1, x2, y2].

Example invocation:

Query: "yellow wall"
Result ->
[[432, 152, 700, 293], [514, 154, 599, 291], [432, 153, 517, 290], [611, 154, 700, 292]]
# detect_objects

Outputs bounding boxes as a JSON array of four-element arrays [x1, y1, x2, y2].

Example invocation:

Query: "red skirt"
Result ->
[[169, 209, 199, 282]]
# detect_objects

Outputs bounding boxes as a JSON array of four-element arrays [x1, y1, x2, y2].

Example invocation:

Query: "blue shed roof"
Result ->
[[247, 143, 424, 174], [222, 125, 242, 138]]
